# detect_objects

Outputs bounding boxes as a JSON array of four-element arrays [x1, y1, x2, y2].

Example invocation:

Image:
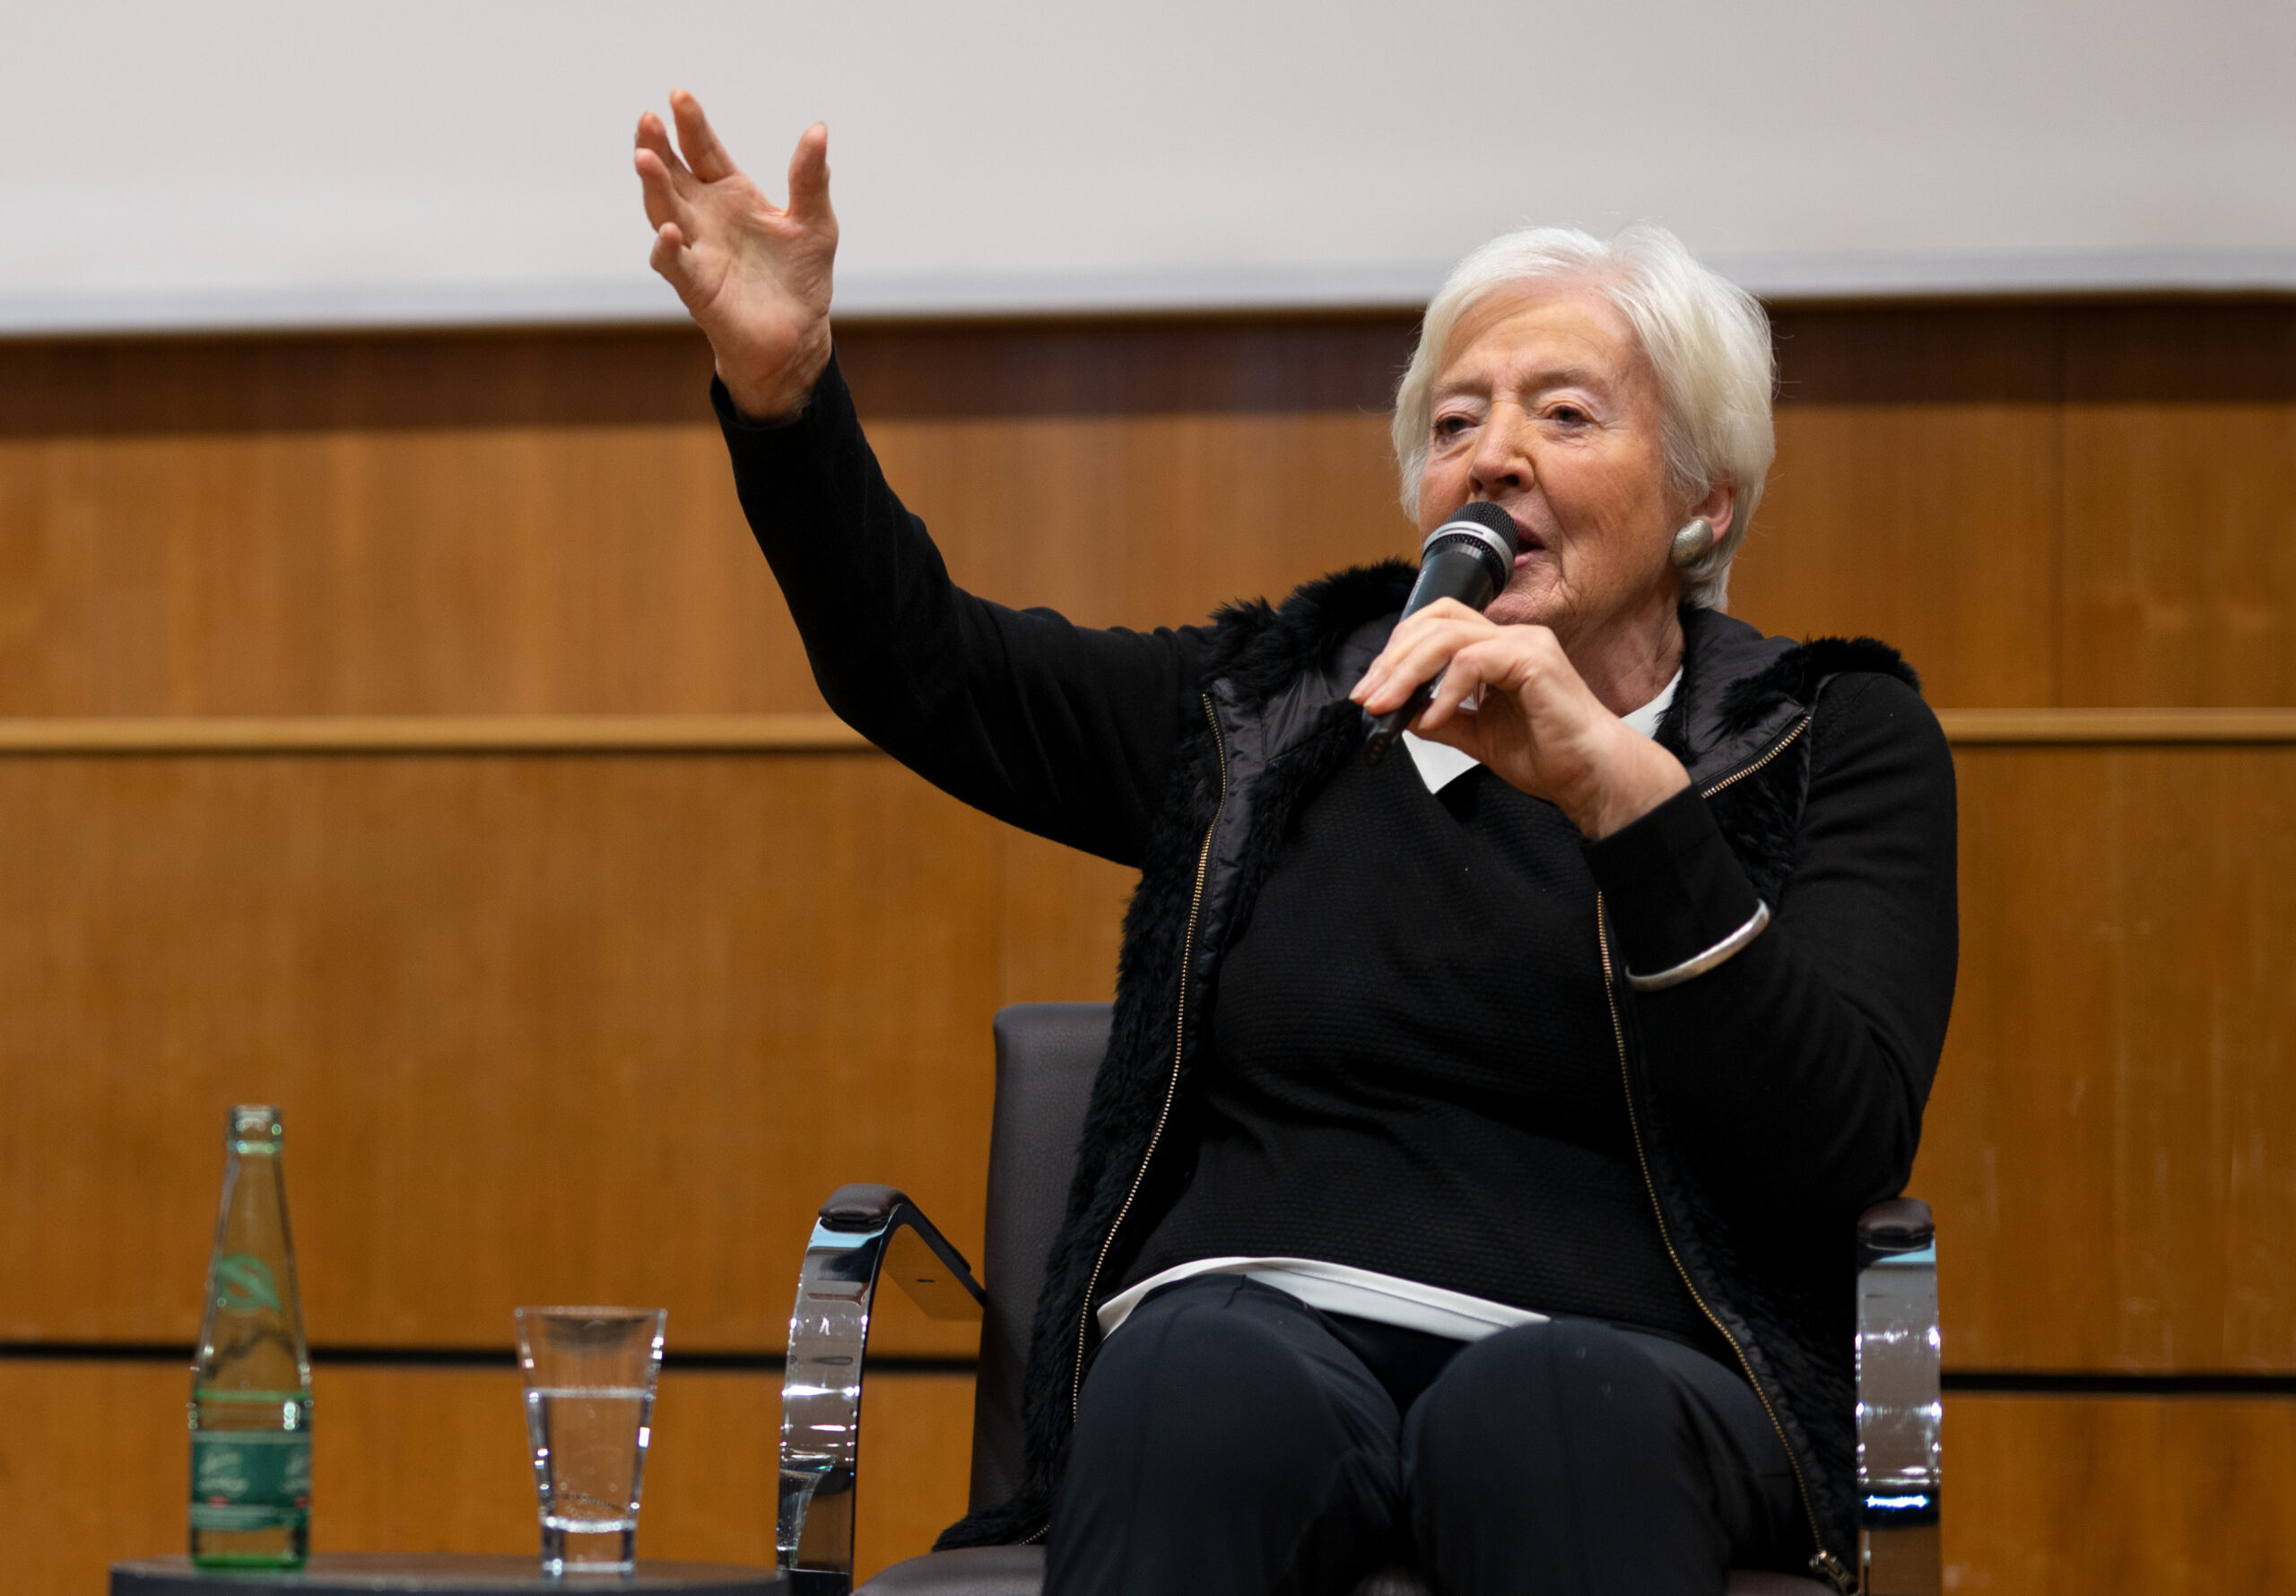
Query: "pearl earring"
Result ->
[[1670, 517, 1715, 571]]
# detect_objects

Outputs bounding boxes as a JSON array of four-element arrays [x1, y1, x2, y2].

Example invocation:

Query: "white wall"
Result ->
[[4, 0, 2292, 332]]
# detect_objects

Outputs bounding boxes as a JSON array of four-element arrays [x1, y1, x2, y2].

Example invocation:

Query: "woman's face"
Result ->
[[1415, 285, 1711, 643]]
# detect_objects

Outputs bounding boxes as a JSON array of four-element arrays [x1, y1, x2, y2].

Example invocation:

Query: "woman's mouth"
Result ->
[[1498, 510, 1544, 564]]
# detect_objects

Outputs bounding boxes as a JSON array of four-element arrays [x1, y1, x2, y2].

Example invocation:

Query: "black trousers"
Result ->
[[1047, 1276, 1803, 1596]]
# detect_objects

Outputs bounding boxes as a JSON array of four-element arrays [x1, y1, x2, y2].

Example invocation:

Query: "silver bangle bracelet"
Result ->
[[1624, 900, 1771, 992]]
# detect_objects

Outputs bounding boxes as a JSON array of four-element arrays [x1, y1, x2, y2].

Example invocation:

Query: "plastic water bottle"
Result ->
[[187, 1105, 313, 1567]]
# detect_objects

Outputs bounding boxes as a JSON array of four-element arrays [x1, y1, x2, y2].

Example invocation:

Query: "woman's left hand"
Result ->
[[1350, 599, 1690, 839]]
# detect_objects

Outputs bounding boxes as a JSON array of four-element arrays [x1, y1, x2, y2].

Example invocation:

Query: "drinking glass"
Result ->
[[514, 1306, 667, 1574]]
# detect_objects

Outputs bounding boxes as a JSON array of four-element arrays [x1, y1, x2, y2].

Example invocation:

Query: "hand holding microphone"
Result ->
[[1361, 502, 1519, 764], [1353, 507, 1696, 839]]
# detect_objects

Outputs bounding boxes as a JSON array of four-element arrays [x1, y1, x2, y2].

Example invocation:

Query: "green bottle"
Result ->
[[187, 1105, 312, 1567]]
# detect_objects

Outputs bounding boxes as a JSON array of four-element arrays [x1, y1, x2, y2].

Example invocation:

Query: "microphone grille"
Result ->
[[1421, 502, 1519, 586], [1436, 501, 1519, 556]]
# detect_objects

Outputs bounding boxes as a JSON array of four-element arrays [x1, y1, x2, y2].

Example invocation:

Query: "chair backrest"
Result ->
[[969, 1002, 1112, 1509]]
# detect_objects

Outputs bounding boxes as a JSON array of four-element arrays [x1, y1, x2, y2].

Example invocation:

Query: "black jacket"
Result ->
[[719, 357, 1959, 1589]]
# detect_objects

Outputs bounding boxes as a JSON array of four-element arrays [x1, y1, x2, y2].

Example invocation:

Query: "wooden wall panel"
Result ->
[[0, 330, 720, 438], [1944, 1393, 2296, 1593], [0, 752, 997, 1354], [996, 828, 1132, 1008], [2057, 303, 2296, 407], [1739, 405, 2060, 707], [6, 308, 2293, 719], [0, 427, 813, 717], [1760, 301, 2296, 710], [0, 1362, 187, 1596], [0, 321, 1426, 723], [833, 318, 1419, 421], [30, 735, 2288, 1371], [1917, 746, 2296, 1369], [872, 412, 1414, 636], [0, 1360, 971, 1596], [2059, 403, 2296, 707], [0, 410, 1420, 721]]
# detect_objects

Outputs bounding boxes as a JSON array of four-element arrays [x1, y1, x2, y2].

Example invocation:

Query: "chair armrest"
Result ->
[[1857, 1196, 1935, 1266], [1855, 1196, 1941, 1596], [779, 1186, 987, 1596], [816, 1184, 992, 1320]]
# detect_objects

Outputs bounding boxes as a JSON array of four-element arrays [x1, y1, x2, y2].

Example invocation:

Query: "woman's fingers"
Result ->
[[1351, 601, 1491, 714], [668, 90, 740, 185], [634, 110, 680, 164], [1353, 615, 1672, 832], [1416, 641, 1500, 730], [634, 113, 691, 186], [633, 145, 696, 236], [785, 123, 833, 224], [648, 221, 694, 291], [638, 97, 831, 252], [1353, 614, 1572, 732], [1366, 636, 1483, 719]]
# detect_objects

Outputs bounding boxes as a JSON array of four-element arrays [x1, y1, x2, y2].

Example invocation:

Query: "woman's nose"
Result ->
[[1467, 408, 1532, 497]]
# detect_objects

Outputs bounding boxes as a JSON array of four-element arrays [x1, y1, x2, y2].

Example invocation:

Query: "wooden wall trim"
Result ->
[[0, 707, 2292, 754], [1935, 708, 2296, 743], [5, 302, 2292, 438], [0, 715, 873, 754]]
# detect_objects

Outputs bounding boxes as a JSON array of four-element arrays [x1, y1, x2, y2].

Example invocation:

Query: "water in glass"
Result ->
[[515, 1307, 665, 1574], [526, 1384, 655, 1566]]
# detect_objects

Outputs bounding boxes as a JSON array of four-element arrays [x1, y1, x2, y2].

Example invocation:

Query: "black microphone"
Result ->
[[1361, 501, 1520, 765]]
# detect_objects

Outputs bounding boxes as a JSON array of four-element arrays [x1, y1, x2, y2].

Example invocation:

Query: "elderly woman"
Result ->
[[636, 94, 1955, 1596]]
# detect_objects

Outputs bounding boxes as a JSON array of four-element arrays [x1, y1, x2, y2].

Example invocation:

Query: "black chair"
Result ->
[[773, 1003, 1942, 1596]]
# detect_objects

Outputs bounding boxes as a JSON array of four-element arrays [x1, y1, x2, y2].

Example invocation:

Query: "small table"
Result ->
[[110, 1555, 784, 1596]]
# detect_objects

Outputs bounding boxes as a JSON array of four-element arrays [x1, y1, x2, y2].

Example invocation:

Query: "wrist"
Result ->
[[1563, 727, 1691, 841], [1584, 784, 1767, 985], [718, 322, 834, 423]]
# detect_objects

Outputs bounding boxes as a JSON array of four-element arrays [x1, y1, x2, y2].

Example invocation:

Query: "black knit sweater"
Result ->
[[1126, 749, 1725, 1358]]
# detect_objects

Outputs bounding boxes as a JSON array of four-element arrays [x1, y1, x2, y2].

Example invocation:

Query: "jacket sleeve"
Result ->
[[1586, 672, 1960, 1229], [716, 354, 1207, 868]]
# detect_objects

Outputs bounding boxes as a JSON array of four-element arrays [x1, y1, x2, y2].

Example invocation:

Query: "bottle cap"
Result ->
[[229, 1105, 284, 1153]]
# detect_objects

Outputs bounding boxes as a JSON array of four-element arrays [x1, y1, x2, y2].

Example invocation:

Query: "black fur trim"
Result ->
[[1202, 560, 1415, 712], [1718, 636, 1918, 739]]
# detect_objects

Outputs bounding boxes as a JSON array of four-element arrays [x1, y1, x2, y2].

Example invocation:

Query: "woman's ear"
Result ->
[[1688, 481, 1738, 542]]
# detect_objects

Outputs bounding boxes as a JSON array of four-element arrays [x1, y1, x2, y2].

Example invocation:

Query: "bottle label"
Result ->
[[213, 1254, 283, 1315], [190, 1431, 310, 1531]]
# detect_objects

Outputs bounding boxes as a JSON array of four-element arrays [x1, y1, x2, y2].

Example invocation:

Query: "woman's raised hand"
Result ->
[[1350, 602, 1692, 840], [636, 91, 837, 421]]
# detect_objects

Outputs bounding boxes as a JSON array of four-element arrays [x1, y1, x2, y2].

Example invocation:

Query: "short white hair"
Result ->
[[1390, 223, 1776, 611]]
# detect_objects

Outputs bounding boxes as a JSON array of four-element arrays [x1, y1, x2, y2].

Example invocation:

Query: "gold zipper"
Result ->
[[1602, 712, 1853, 1595], [1699, 712, 1812, 801], [1070, 693, 1231, 1426]]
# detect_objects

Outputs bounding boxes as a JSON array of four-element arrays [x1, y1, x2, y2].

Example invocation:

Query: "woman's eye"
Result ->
[[1432, 414, 1471, 439]]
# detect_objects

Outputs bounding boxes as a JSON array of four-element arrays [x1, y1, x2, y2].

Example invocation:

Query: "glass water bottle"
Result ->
[[188, 1105, 313, 1567]]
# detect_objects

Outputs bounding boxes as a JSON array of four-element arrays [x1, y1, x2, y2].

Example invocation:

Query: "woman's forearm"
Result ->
[[1591, 673, 1960, 1227], [717, 357, 1202, 867]]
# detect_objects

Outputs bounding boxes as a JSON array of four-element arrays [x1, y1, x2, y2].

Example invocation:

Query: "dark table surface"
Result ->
[[110, 1555, 784, 1595]]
